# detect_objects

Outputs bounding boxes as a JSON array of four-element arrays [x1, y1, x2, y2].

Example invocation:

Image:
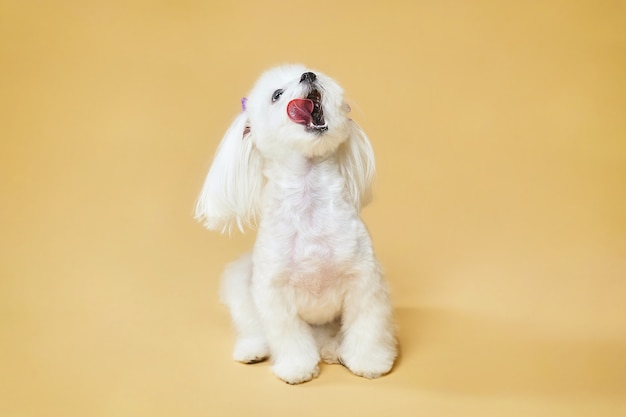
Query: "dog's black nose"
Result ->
[[300, 72, 317, 83]]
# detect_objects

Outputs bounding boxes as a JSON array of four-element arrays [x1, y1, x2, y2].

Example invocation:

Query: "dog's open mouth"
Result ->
[[287, 89, 328, 133]]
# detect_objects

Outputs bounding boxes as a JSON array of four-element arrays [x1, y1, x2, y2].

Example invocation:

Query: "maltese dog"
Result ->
[[195, 65, 397, 384]]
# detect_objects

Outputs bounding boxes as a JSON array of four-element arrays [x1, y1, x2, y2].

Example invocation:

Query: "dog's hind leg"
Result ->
[[312, 319, 341, 364], [220, 252, 270, 364]]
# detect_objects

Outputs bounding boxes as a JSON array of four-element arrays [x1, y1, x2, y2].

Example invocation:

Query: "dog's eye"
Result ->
[[271, 89, 284, 103]]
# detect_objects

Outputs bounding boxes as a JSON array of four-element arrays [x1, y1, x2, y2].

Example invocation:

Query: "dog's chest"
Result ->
[[263, 171, 359, 289]]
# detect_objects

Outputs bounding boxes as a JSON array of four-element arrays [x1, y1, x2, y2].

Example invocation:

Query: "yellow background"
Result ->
[[1, 1, 625, 416]]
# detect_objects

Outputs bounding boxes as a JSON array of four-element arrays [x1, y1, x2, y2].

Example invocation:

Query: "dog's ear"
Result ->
[[337, 120, 375, 210], [195, 112, 263, 233]]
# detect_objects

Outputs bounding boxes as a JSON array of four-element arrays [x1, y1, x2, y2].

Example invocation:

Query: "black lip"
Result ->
[[306, 88, 327, 132]]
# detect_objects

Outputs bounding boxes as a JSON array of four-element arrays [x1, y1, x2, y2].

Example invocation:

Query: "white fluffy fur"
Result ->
[[195, 65, 397, 384]]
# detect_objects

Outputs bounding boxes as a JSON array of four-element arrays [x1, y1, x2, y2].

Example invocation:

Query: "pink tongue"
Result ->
[[287, 99, 314, 125]]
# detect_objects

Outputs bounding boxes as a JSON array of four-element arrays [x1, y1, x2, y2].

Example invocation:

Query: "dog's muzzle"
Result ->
[[287, 72, 328, 133]]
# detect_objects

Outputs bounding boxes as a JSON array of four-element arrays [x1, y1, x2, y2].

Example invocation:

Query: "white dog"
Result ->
[[195, 65, 397, 384]]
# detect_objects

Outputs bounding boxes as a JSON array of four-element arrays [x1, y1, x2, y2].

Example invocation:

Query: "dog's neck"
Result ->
[[260, 153, 350, 226], [262, 153, 341, 192]]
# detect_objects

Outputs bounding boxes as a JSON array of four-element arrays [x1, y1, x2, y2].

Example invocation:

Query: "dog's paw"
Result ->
[[340, 355, 394, 379], [233, 337, 270, 364], [272, 357, 320, 384], [339, 346, 396, 379], [341, 359, 391, 379], [320, 341, 340, 364]]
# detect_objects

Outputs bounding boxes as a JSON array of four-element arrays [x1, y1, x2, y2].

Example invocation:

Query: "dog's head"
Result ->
[[244, 65, 351, 158], [196, 65, 374, 233]]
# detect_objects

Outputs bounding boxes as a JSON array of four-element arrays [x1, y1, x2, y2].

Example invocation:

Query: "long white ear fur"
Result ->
[[195, 112, 263, 233], [337, 120, 375, 211]]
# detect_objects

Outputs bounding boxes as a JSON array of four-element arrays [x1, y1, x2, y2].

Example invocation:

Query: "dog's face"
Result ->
[[244, 65, 352, 159], [196, 64, 375, 232]]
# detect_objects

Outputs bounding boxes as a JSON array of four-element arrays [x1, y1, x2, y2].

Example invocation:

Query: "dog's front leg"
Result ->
[[338, 268, 398, 379], [253, 279, 321, 384]]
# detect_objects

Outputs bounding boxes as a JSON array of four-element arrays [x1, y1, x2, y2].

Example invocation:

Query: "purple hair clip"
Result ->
[[241, 97, 248, 111]]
